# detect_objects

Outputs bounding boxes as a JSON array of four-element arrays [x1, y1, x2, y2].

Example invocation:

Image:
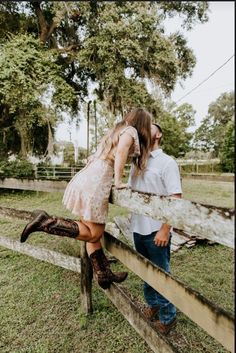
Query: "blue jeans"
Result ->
[[133, 231, 176, 324]]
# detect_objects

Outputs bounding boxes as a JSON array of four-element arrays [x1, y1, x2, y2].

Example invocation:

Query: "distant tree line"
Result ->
[[193, 91, 234, 172]]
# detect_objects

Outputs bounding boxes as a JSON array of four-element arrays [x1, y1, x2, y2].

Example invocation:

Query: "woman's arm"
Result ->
[[114, 132, 133, 188]]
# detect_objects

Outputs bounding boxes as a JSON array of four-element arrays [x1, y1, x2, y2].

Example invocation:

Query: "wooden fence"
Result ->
[[25, 159, 226, 180], [0, 187, 234, 352], [177, 159, 221, 174]]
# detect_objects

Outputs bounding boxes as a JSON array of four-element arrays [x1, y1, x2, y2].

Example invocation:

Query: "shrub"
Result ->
[[0, 159, 35, 178]]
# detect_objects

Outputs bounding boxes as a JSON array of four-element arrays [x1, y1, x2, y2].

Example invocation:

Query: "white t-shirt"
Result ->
[[128, 148, 182, 235]]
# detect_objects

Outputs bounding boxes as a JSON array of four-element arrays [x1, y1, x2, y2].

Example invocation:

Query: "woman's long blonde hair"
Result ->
[[98, 108, 152, 174]]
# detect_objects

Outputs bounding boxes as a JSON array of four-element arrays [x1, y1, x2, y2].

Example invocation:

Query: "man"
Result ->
[[128, 123, 182, 335]]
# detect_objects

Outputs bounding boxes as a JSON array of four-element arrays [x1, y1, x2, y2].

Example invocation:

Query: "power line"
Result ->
[[175, 54, 235, 103], [184, 82, 234, 95]]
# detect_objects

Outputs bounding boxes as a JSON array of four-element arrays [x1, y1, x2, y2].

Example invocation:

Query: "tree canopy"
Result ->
[[193, 91, 234, 156], [161, 103, 196, 157], [219, 119, 235, 172], [0, 1, 209, 159], [0, 34, 76, 157]]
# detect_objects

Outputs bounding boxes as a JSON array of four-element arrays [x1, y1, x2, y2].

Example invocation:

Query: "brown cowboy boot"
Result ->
[[153, 317, 177, 335], [90, 248, 128, 283], [20, 210, 79, 243], [89, 249, 112, 289], [142, 306, 160, 320], [98, 249, 128, 284]]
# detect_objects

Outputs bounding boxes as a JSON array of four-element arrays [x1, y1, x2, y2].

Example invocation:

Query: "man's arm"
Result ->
[[154, 193, 182, 247], [154, 158, 182, 247]]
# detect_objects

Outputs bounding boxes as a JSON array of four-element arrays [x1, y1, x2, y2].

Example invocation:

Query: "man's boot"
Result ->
[[89, 248, 128, 289], [20, 210, 79, 243]]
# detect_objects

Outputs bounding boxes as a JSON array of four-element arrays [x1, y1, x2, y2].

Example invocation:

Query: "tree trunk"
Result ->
[[15, 113, 32, 158], [94, 100, 97, 148], [46, 120, 54, 157], [18, 127, 31, 158], [87, 101, 91, 158], [32, 2, 58, 44]]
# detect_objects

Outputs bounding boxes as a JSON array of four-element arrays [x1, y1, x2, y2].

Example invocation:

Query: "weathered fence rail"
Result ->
[[0, 177, 67, 192], [0, 235, 81, 273], [110, 188, 234, 249], [102, 232, 234, 352], [0, 180, 234, 248], [0, 223, 234, 352], [0, 233, 178, 353], [0, 187, 234, 352]]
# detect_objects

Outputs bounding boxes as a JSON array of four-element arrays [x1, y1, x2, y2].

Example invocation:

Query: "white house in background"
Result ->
[[50, 151, 64, 165]]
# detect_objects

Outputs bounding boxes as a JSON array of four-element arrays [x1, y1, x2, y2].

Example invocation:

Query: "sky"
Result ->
[[55, 1, 235, 148]]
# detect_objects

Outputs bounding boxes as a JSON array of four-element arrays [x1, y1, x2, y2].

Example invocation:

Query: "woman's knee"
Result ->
[[81, 220, 104, 242], [75, 221, 91, 238], [89, 230, 103, 243]]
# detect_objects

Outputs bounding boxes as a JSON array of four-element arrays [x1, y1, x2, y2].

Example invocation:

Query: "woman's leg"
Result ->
[[20, 211, 96, 243], [81, 219, 128, 288], [86, 240, 103, 255], [80, 219, 105, 245], [74, 221, 97, 242], [20, 212, 128, 289]]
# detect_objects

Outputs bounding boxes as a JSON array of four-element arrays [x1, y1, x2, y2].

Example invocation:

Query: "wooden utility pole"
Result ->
[[87, 101, 91, 158], [94, 100, 97, 148]]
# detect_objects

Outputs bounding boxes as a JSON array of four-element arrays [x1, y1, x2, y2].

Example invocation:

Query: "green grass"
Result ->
[[0, 180, 234, 353], [181, 179, 234, 208], [0, 249, 151, 353]]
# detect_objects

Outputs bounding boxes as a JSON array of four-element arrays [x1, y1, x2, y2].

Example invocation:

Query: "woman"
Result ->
[[20, 108, 152, 289]]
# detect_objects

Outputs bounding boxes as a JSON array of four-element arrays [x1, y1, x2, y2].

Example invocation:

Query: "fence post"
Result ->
[[80, 242, 93, 314]]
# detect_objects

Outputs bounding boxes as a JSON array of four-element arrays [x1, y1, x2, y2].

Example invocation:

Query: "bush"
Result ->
[[0, 159, 35, 179]]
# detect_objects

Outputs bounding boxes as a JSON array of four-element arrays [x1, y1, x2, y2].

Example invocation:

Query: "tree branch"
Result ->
[[52, 44, 79, 53], [32, 2, 62, 44], [32, 2, 49, 43], [47, 20, 58, 40]]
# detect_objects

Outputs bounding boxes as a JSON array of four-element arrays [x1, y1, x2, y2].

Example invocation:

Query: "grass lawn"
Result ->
[[0, 179, 234, 353], [181, 179, 234, 208]]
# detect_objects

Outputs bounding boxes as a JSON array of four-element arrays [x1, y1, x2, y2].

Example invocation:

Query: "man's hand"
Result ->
[[154, 227, 170, 247], [153, 194, 181, 247]]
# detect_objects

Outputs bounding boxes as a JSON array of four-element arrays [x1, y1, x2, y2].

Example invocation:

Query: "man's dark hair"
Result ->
[[152, 123, 163, 144], [153, 123, 163, 134]]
